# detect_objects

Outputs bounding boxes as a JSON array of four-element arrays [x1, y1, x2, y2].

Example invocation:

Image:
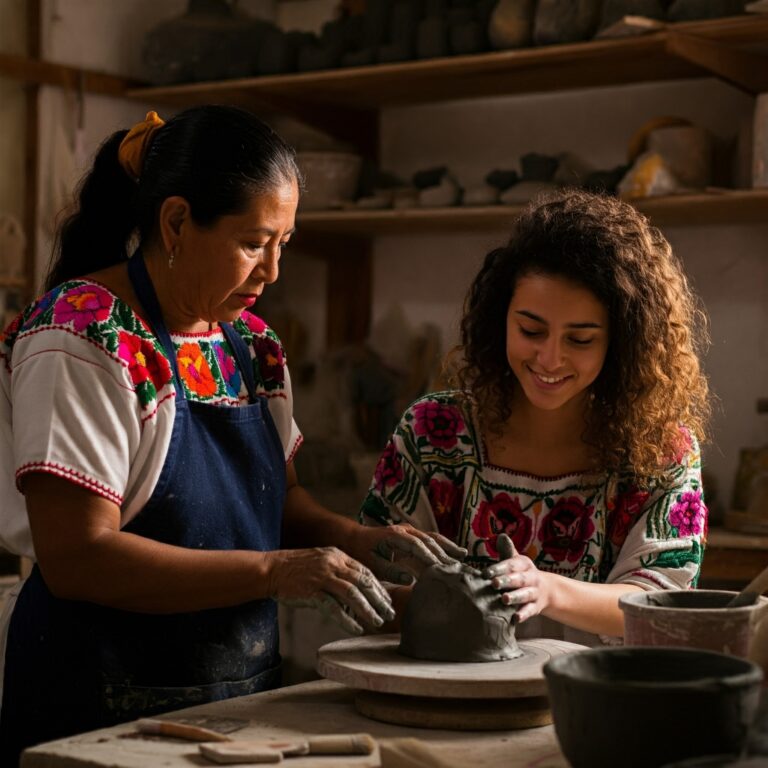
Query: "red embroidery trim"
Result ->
[[16, 462, 123, 505], [286, 434, 304, 465]]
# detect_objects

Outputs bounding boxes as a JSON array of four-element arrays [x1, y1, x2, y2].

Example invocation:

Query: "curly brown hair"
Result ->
[[448, 188, 711, 482]]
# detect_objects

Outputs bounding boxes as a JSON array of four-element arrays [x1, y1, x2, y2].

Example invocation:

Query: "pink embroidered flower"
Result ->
[[242, 311, 267, 335], [539, 496, 595, 564], [607, 487, 649, 547], [53, 284, 113, 332], [117, 331, 172, 390], [215, 342, 241, 396], [374, 442, 404, 490], [668, 490, 705, 537], [428, 478, 463, 541], [412, 400, 465, 450], [471, 492, 532, 559]]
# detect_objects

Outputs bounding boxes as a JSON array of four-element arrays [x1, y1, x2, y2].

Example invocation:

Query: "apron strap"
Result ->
[[127, 252, 183, 394], [220, 322, 259, 403]]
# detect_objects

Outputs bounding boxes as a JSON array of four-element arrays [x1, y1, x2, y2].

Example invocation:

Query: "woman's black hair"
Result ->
[[46, 105, 301, 290]]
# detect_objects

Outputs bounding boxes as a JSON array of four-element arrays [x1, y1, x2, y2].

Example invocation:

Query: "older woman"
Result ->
[[0, 105, 462, 762]]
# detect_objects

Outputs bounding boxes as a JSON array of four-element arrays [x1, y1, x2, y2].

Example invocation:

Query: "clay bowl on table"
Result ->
[[620, 589, 768, 658], [543, 647, 763, 768]]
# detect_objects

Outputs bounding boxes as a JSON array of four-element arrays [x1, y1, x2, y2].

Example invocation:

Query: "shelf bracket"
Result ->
[[665, 29, 768, 94]]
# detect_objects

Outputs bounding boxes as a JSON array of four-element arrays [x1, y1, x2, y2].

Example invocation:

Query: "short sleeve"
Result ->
[[605, 436, 707, 591], [360, 403, 441, 532], [12, 326, 142, 507], [267, 364, 303, 463]]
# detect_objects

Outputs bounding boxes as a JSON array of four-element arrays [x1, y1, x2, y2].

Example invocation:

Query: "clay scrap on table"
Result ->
[[399, 562, 521, 663]]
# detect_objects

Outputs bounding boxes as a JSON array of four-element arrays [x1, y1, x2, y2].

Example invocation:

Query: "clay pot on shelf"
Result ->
[[141, 0, 273, 84]]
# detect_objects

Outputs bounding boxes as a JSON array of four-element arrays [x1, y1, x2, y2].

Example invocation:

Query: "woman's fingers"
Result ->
[[317, 595, 365, 635], [352, 566, 396, 622], [491, 572, 525, 590], [500, 586, 537, 606], [496, 533, 517, 562], [370, 559, 416, 585], [427, 532, 468, 561]]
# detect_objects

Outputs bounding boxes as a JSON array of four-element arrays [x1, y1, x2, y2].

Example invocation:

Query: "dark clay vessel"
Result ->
[[399, 562, 521, 662], [544, 647, 763, 768]]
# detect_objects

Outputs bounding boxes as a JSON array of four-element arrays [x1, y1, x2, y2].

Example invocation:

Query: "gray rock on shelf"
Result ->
[[599, 0, 667, 30], [533, 0, 603, 45]]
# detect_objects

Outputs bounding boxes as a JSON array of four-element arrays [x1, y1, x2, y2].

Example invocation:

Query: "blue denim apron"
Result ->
[[0, 253, 286, 763]]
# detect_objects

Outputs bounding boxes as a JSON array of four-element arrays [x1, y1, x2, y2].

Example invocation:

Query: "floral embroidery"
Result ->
[[472, 492, 532, 559], [412, 400, 465, 450], [251, 332, 285, 387], [374, 442, 404, 490], [52, 284, 113, 332], [428, 478, 463, 541], [22, 286, 62, 330], [215, 341, 241, 397], [668, 490, 705, 537], [607, 486, 649, 548], [2, 283, 288, 412], [118, 330, 172, 399], [242, 312, 267, 335], [539, 496, 596, 564], [177, 342, 218, 398], [361, 392, 707, 586]]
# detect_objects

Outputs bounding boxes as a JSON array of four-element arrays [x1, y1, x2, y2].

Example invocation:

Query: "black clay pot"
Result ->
[[544, 647, 763, 768], [142, 0, 274, 84]]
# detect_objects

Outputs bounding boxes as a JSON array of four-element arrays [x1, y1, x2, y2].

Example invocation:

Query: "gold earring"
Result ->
[[168, 246, 177, 270]]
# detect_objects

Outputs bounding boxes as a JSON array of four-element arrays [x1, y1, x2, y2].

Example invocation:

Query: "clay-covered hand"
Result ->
[[268, 546, 395, 635], [484, 534, 548, 623], [354, 523, 468, 585]]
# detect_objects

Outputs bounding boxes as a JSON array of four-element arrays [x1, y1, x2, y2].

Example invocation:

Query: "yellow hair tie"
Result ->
[[118, 111, 165, 182]]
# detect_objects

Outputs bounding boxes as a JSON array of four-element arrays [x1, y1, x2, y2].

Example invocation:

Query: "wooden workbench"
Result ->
[[22, 679, 567, 768]]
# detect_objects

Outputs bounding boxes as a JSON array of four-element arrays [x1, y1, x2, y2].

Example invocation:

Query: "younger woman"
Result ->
[[362, 189, 711, 643]]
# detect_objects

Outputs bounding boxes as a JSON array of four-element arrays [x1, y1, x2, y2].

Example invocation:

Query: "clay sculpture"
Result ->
[[399, 561, 521, 662]]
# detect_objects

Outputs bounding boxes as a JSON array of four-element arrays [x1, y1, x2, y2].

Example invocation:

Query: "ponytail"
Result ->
[[45, 130, 138, 290], [46, 105, 300, 292]]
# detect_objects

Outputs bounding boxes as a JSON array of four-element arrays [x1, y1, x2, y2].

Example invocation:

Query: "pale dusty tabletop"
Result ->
[[22, 679, 568, 768]]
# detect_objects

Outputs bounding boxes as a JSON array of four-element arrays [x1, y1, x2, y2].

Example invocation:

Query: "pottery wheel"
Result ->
[[317, 634, 586, 731]]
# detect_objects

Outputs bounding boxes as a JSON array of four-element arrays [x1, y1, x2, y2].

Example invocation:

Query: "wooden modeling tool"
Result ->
[[198, 734, 376, 765]]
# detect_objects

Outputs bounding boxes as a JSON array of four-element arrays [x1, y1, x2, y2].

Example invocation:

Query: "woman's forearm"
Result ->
[[541, 573, 644, 637]]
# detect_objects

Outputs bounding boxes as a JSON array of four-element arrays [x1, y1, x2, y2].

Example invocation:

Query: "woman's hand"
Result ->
[[352, 523, 467, 585], [266, 546, 395, 635], [484, 534, 549, 623]]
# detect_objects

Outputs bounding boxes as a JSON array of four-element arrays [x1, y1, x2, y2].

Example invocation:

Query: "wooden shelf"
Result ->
[[127, 15, 768, 115], [297, 190, 768, 235], [0, 277, 28, 290], [0, 53, 142, 96]]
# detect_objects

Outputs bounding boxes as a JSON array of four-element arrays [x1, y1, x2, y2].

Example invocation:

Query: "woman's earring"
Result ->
[[168, 246, 177, 270]]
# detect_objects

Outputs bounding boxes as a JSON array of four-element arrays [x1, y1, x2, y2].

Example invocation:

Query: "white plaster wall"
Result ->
[[0, 0, 28, 222]]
